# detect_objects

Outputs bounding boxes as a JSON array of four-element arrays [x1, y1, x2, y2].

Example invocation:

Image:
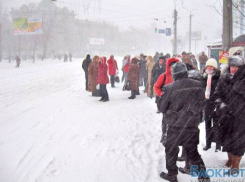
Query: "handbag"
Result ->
[[92, 85, 102, 97], [115, 76, 120, 83], [122, 82, 131, 91]]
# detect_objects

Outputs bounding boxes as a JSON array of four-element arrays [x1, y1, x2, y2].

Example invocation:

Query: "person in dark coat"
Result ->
[[82, 54, 92, 91], [15, 56, 21, 68], [201, 58, 221, 152], [138, 53, 148, 91], [212, 56, 245, 174], [64, 54, 68, 62], [154, 58, 179, 146], [127, 57, 140, 99], [69, 53, 72, 62], [97, 57, 109, 102], [153, 52, 159, 63], [159, 62, 209, 182], [151, 56, 166, 112]]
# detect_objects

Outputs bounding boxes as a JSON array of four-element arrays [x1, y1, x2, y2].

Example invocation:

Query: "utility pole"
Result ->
[[189, 13, 193, 52], [223, 0, 233, 50], [173, 9, 177, 55], [0, 0, 2, 62]]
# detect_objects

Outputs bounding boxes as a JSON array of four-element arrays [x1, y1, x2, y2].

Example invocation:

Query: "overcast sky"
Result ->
[[2, 0, 223, 52]]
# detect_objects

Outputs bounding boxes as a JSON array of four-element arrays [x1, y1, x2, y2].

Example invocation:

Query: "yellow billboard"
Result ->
[[13, 18, 43, 35], [219, 51, 229, 64]]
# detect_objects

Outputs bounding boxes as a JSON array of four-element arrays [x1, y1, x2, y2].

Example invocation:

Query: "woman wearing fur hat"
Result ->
[[212, 56, 245, 174], [88, 56, 100, 94], [127, 57, 140, 99], [97, 57, 109, 102], [201, 58, 221, 152]]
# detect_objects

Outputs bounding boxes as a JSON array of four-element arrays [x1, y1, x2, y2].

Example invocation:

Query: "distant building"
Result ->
[[233, 0, 245, 36]]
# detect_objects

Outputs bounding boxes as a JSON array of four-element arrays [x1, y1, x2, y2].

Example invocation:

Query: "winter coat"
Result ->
[[16, 57, 21, 64], [201, 69, 221, 117], [182, 55, 193, 66], [161, 77, 205, 128], [82, 56, 92, 73], [213, 65, 245, 154], [88, 59, 99, 92], [107, 58, 118, 76], [147, 59, 155, 97], [139, 60, 147, 77], [127, 58, 140, 91], [198, 54, 208, 64], [154, 58, 180, 97], [124, 61, 130, 73], [151, 62, 166, 87], [153, 53, 159, 63], [97, 63, 109, 85]]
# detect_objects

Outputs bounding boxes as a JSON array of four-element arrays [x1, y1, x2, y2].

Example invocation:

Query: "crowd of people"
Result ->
[[82, 51, 245, 182]]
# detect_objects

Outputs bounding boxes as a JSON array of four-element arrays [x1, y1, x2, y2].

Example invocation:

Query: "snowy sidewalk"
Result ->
[[0, 59, 242, 182]]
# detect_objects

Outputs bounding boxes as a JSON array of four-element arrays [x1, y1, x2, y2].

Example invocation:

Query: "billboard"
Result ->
[[89, 38, 105, 45], [219, 51, 229, 64], [13, 18, 43, 35], [186, 31, 202, 40]]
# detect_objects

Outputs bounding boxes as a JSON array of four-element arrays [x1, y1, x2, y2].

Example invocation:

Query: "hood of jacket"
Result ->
[[166, 57, 180, 74]]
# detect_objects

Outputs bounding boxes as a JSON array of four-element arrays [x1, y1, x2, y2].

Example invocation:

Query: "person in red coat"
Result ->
[[123, 56, 130, 83], [97, 57, 109, 102], [107, 55, 118, 88]]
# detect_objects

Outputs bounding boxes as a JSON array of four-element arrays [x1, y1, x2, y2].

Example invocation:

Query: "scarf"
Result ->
[[205, 69, 214, 99]]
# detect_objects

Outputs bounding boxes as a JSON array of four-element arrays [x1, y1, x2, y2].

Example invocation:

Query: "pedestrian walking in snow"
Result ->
[[107, 55, 118, 88], [127, 57, 140, 99], [69, 53, 72, 62], [159, 62, 210, 182], [201, 58, 221, 152], [15, 56, 21, 68], [82, 54, 92, 91], [212, 56, 245, 174], [97, 57, 109, 102], [64, 54, 68, 62]]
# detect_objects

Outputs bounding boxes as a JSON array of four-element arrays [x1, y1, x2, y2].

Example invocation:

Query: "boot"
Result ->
[[225, 152, 234, 167], [99, 97, 104, 101], [178, 167, 191, 175], [231, 155, 242, 174], [128, 91, 136, 99], [160, 172, 178, 182], [215, 144, 221, 152], [203, 144, 211, 151]]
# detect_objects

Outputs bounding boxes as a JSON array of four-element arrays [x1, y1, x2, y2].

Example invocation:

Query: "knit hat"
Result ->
[[172, 62, 187, 75], [206, 58, 217, 69], [228, 56, 244, 67]]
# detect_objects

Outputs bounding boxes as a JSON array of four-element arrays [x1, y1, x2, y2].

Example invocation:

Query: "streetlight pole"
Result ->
[[184, 7, 194, 53], [172, 0, 177, 55]]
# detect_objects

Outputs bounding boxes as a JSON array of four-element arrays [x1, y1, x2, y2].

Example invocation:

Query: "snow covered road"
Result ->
[[0, 58, 243, 182]]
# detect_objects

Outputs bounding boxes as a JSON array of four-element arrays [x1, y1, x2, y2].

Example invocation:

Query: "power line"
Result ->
[[54, 0, 164, 21]]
